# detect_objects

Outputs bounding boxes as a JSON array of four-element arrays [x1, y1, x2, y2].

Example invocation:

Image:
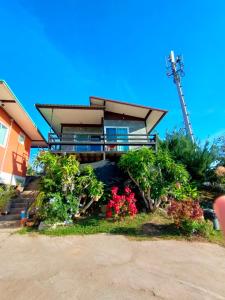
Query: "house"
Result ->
[[0, 81, 47, 186], [36, 96, 167, 163]]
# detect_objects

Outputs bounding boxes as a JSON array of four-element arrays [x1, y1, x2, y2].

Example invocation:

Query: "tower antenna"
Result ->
[[166, 50, 194, 142]]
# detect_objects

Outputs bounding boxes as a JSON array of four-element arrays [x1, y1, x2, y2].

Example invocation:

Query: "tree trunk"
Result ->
[[127, 170, 162, 213], [81, 199, 94, 214]]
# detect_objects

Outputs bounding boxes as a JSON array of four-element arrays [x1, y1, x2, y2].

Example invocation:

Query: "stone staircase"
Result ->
[[0, 177, 40, 228]]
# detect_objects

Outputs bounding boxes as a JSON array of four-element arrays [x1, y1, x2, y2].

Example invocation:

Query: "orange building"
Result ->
[[0, 81, 46, 186]]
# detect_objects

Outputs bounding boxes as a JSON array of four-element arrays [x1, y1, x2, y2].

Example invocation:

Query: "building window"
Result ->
[[0, 122, 8, 147], [105, 127, 129, 151], [18, 133, 25, 144]]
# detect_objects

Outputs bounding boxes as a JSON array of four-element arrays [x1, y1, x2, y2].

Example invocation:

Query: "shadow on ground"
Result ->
[[110, 223, 181, 238]]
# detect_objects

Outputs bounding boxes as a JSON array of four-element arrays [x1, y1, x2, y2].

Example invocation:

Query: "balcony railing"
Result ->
[[48, 132, 157, 153]]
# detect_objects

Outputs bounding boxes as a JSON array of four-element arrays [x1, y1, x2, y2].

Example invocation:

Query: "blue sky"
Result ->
[[1, 0, 225, 157]]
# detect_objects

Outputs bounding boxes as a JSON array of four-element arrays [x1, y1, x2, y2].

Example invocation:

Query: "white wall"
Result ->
[[0, 171, 25, 186]]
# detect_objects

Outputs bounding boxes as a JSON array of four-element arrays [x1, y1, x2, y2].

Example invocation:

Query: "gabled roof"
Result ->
[[36, 96, 167, 134], [90, 96, 168, 133], [0, 81, 47, 148], [36, 104, 104, 134]]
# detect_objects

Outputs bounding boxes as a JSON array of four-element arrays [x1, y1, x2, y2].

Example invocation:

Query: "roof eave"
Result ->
[[147, 111, 168, 134], [0, 80, 47, 144], [36, 103, 105, 110], [89, 96, 168, 113]]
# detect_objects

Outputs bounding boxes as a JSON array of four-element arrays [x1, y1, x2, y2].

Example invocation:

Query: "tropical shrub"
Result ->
[[32, 152, 104, 223], [0, 185, 15, 213], [180, 219, 214, 236], [160, 131, 218, 182], [169, 182, 199, 201], [214, 166, 225, 184], [26, 164, 38, 176], [168, 199, 204, 234], [106, 186, 138, 219], [119, 147, 189, 212], [41, 193, 79, 223]]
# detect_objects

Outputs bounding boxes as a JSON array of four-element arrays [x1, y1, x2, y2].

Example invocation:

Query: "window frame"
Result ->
[[0, 121, 9, 148]]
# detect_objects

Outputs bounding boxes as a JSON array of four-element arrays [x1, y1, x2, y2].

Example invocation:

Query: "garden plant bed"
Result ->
[[19, 210, 224, 246]]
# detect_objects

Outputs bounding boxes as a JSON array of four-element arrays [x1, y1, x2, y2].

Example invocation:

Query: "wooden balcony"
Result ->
[[48, 132, 157, 162]]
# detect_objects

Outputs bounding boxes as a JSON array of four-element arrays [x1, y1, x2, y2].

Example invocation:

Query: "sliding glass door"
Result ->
[[105, 127, 129, 151]]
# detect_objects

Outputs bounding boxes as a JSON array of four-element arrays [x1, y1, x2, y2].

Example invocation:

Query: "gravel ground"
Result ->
[[0, 229, 225, 300]]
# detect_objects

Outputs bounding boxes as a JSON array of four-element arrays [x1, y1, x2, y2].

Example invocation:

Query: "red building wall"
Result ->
[[0, 107, 31, 184]]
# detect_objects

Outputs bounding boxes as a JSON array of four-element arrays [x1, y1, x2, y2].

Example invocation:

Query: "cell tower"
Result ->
[[166, 50, 194, 142]]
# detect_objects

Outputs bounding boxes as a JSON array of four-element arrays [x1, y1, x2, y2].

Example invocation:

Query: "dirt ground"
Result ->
[[0, 229, 225, 300]]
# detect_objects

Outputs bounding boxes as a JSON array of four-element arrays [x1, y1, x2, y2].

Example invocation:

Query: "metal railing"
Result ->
[[48, 132, 157, 153]]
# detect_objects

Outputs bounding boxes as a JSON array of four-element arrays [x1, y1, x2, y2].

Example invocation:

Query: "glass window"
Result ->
[[75, 134, 89, 152], [105, 127, 129, 151], [0, 122, 8, 146], [18, 133, 25, 144], [116, 128, 129, 151]]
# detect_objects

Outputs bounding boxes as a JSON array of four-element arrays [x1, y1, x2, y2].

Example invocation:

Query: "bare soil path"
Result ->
[[0, 229, 225, 300]]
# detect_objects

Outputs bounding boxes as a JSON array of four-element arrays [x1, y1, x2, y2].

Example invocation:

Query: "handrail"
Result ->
[[49, 132, 155, 136], [48, 133, 156, 140], [47, 132, 157, 152]]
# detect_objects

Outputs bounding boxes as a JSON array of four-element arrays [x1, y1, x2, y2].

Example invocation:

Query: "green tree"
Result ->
[[215, 134, 225, 166], [119, 147, 189, 212], [33, 152, 104, 222], [160, 131, 218, 182], [0, 185, 15, 213]]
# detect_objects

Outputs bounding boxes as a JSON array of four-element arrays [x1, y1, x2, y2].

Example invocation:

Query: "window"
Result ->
[[105, 127, 129, 151], [18, 133, 25, 144], [0, 122, 8, 147]]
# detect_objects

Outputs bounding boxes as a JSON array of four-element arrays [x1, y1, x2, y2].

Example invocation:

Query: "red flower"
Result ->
[[106, 210, 112, 218], [105, 186, 138, 220], [124, 186, 131, 194], [111, 187, 119, 195]]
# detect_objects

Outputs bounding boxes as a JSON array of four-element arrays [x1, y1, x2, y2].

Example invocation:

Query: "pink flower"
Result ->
[[124, 186, 131, 194], [111, 187, 119, 195], [105, 186, 138, 220]]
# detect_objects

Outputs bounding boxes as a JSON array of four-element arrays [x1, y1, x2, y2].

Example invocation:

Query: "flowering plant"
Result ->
[[215, 166, 225, 183], [168, 199, 203, 228], [106, 186, 138, 219]]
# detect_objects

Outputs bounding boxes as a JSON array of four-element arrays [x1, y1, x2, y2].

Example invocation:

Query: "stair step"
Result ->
[[11, 203, 27, 209], [0, 220, 20, 228], [11, 198, 31, 204], [21, 190, 38, 196], [0, 214, 20, 221], [10, 208, 24, 214]]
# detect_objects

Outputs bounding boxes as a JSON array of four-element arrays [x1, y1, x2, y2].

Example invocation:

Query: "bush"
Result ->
[[180, 219, 214, 236], [168, 199, 214, 236], [160, 131, 218, 182], [119, 147, 190, 212], [169, 183, 199, 201], [168, 199, 203, 232], [32, 152, 104, 223], [0, 185, 15, 213], [214, 166, 225, 184], [106, 186, 138, 220], [42, 193, 79, 223]]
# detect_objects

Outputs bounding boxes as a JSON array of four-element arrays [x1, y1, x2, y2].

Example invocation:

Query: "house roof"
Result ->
[[36, 97, 167, 134], [36, 104, 105, 133], [90, 96, 168, 133], [0, 81, 47, 148]]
